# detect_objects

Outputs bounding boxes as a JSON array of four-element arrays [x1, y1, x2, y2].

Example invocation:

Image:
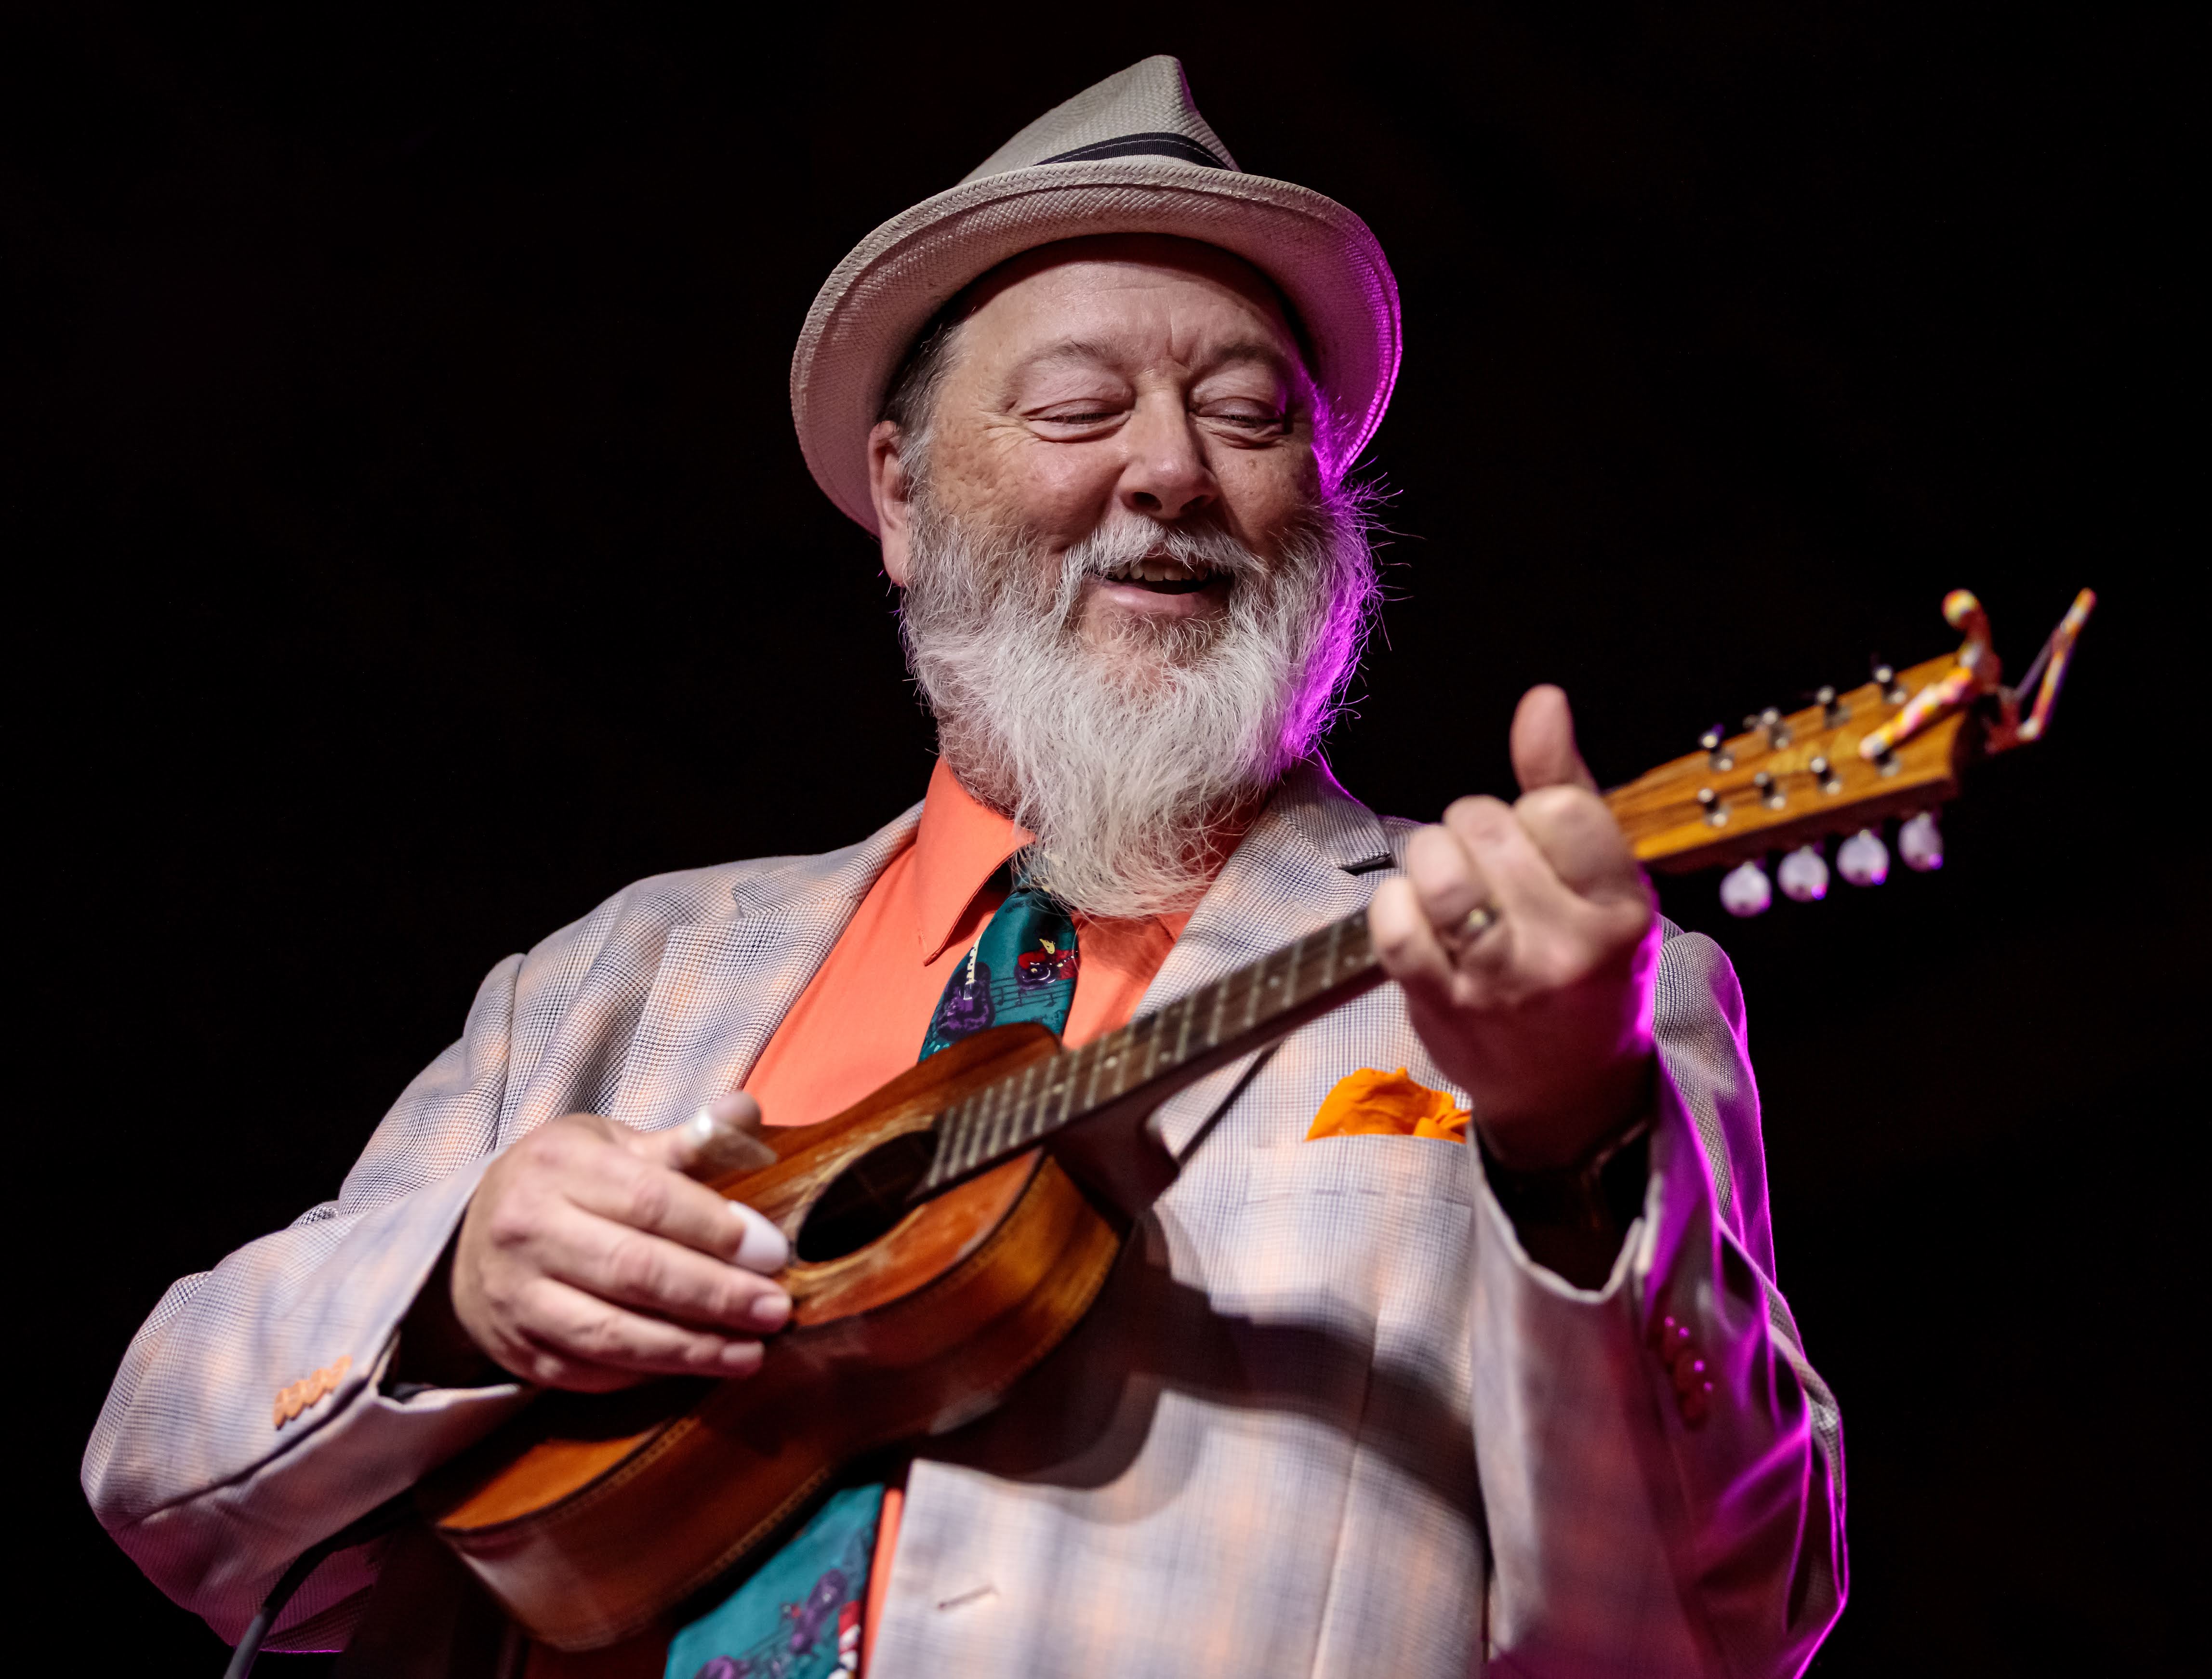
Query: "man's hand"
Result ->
[[1370, 686, 1659, 1171], [448, 1094, 793, 1391]]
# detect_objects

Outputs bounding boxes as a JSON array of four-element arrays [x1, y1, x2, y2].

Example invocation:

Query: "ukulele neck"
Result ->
[[912, 907, 1387, 1201]]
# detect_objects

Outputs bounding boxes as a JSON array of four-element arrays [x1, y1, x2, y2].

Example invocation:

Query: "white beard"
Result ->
[[898, 490, 1378, 918]]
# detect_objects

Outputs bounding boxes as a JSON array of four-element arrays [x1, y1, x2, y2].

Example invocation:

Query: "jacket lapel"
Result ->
[[1141, 763, 1394, 1154], [602, 805, 923, 1134]]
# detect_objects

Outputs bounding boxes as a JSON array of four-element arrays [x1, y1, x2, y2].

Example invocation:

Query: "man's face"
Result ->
[[871, 235, 1322, 660]]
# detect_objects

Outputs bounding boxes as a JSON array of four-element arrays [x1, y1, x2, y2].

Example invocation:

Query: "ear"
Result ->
[[868, 420, 915, 586]]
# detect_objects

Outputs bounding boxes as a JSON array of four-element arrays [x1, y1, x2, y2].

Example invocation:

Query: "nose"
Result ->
[[1116, 395, 1216, 522]]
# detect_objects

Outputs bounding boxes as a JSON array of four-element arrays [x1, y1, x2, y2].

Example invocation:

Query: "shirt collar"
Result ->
[[914, 757, 1032, 962]]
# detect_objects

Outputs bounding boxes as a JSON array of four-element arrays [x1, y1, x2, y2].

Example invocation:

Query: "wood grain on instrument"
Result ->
[[418, 1024, 1125, 1651], [1604, 651, 1969, 873]]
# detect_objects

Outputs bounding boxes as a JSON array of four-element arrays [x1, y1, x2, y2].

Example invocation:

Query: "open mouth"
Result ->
[[1096, 556, 1229, 596]]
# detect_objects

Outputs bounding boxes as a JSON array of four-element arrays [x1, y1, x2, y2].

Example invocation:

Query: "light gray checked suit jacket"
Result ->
[[86, 765, 1845, 1676]]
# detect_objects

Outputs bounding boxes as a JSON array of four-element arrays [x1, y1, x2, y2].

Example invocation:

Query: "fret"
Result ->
[[940, 1099, 971, 1180], [986, 1075, 1013, 1168], [1075, 1039, 1102, 1115], [1008, 1060, 1041, 1153], [1206, 971, 1228, 1052], [1324, 914, 1344, 991], [1171, 992, 1195, 1068], [967, 1083, 998, 1176], [1283, 931, 1309, 1008], [1243, 952, 1265, 1031], [996, 1068, 1023, 1153], [961, 1093, 990, 1177], [1096, 1032, 1127, 1103], [980, 1074, 1009, 1163]]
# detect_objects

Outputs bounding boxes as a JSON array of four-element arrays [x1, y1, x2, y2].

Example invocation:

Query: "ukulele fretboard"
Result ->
[[913, 906, 1383, 1198]]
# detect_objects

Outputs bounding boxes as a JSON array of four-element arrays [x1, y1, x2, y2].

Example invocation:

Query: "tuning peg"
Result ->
[[1699, 727, 1734, 771], [1837, 828, 1890, 886], [1778, 844, 1830, 903], [1720, 858, 1773, 918], [1898, 811, 1944, 872], [1819, 684, 1849, 727], [1745, 706, 1792, 749], [1873, 660, 1907, 705]]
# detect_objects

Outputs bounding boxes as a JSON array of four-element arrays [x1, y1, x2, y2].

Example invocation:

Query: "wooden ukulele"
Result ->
[[418, 588, 2093, 1651]]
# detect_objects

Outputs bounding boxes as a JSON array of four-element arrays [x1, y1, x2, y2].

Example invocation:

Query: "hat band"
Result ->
[[1035, 132, 1231, 170]]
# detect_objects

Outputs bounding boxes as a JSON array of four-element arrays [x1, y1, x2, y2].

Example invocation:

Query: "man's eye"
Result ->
[[1034, 409, 1125, 426], [1204, 407, 1287, 430]]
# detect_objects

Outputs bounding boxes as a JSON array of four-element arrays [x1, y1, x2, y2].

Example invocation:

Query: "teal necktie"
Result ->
[[662, 883, 1079, 1678], [918, 871, 1081, 1057]]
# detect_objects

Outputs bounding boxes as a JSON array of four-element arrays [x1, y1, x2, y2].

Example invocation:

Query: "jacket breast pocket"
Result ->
[[1216, 1136, 1477, 1338]]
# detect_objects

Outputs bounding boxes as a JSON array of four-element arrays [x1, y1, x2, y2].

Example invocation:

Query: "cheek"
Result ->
[[936, 430, 1119, 542], [1213, 446, 1321, 546]]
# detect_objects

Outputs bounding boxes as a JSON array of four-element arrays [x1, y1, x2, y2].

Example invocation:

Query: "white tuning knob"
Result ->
[[1778, 844, 1830, 902], [1898, 811, 1945, 873], [1720, 858, 1773, 917], [1837, 828, 1890, 887]]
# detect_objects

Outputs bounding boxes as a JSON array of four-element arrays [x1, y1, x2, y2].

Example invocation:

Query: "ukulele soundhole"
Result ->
[[795, 1126, 942, 1262]]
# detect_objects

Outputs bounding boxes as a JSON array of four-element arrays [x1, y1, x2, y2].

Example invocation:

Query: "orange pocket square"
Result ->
[[1306, 1068, 1470, 1144]]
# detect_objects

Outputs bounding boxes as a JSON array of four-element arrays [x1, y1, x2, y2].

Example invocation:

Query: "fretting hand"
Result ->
[[1369, 686, 1659, 1171]]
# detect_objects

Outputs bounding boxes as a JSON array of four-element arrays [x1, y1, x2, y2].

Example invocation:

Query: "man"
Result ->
[[86, 57, 1843, 1677]]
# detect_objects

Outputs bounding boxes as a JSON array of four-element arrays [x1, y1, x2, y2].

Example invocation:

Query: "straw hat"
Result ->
[[790, 55, 1402, 534]]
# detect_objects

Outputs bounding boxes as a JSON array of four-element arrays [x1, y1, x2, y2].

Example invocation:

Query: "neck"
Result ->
[[912, 903, 1384, 1207]]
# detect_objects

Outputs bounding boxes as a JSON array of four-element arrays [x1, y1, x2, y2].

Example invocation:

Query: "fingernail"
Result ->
[[747, 1289, 791, 1330], [730, 1201, 792, 1273], [718, 1340, 764, 1372]]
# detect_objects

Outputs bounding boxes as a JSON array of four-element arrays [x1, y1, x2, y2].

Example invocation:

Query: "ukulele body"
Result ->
[[416, 1023, 1125, 1652]]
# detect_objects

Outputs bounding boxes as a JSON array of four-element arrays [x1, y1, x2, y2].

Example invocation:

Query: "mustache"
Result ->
[[1062, 517, 1272, 582]]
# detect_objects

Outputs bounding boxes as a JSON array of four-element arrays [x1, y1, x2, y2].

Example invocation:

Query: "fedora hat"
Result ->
[[790, 55, 1401, 534]]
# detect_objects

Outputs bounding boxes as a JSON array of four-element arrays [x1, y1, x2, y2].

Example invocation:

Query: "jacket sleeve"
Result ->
[[79, 953, 536, 1650], [1468, 927, 1846, 1677]]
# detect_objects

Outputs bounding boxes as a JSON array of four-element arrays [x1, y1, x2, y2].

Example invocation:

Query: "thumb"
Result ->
[[1510, 685, 1599, 795], [648, 1091, 777, 1180]]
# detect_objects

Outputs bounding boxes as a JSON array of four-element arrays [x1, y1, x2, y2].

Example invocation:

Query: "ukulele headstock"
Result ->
[[1602, 587, 2096, 914]]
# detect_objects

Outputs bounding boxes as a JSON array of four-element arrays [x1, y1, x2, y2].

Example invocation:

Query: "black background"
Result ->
[[6, 3, 2198, 1673]]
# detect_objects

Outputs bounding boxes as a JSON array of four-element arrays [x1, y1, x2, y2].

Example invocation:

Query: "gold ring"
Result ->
[[1459, 904, 1500, 939]]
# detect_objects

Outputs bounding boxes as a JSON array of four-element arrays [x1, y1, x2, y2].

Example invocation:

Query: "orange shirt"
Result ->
[[742, 757, 1191, 1669], [744, 756, 1189, 1126]]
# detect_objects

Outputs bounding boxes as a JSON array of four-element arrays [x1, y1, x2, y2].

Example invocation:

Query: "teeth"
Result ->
[[1104, 556, 1213, 583]]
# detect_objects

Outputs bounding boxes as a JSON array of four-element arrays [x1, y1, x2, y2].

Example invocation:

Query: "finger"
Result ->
[[1510, 685, 1599, 795], [535, 1201, 793, 1333], [563, 1136, 774, 1266], [1441, 793, 1585, 932], [510, 1275, 768, 1388], [1401, 816, 1504, 950], [1510, 783, 1645, 903], [1370, 873, 1456, 991]]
